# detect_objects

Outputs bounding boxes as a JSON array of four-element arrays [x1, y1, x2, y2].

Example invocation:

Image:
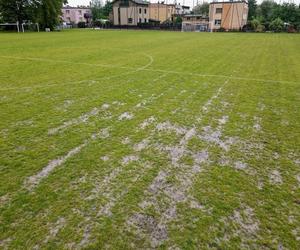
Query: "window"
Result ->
[[214, 19, 221, 25], [139, 8, 141, 14], [139, 18, 142, 23], [196, 16, 200, 20], [187, 17, 190, 20], [216, 8, 222, 14], [145, 18, 147, 23], [66, 10, 70, 14], [144, 8, 147, 14], [128, 18, 133, 23]]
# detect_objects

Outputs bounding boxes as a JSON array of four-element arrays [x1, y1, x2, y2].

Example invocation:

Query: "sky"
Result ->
[[67, 0, 300, 8]]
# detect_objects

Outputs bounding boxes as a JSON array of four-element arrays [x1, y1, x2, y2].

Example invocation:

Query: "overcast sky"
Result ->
[[67, 0, 300, 8]]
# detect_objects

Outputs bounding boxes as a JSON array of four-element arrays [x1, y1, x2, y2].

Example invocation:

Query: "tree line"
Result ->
[[0, 0, 68, 30], [248, 0, 300, 32], [0, 0, 113, 30], [193, 1, 300, 32]]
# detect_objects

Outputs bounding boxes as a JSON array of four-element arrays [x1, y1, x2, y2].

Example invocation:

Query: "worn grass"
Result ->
[[0, 29, 300, 249]]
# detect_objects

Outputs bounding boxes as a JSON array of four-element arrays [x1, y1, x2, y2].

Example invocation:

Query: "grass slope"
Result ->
[[0, 30, 300, 249]]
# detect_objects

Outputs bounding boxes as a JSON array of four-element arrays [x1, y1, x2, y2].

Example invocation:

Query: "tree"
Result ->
[[0, 0, 67, 30], [247, 0, 257, 20], [175, 16, 182, 24], [270, 17, 284, 32], [0, 0, 31, 23], [256, 0, 278, 23], [90, 0, 112, 21], [34, 0, 67, 30], [101, 1, 112, 19], [91, 0, 102, 21], [193, 2, 209, 16]]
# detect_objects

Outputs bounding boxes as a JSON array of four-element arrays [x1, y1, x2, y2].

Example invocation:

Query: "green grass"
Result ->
[[0, 29, 299, 249]]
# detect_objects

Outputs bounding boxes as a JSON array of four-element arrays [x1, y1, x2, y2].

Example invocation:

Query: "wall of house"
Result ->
[[113, 1, 149, 26], [62, 8, 91, 24], [209, 2, 248, 30], [149, 4, 175, 23]]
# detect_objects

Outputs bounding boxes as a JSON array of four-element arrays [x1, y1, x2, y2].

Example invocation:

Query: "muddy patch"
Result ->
[[44, 217, 66, 244], [112, 101, 125, 106], [86, 167, 122, 201], [192, 150, 209, 164], [0, 194, 11, 207], [48, 107, 99, 135], [253, 116, 262, 132], [140, 116, 156, 129], [199, 126, 236, 152], [218, 115, 229, 125], [101, 103, 110, 109], [156, 121, 188, 135], [96, 128, 110, 139], [134, 139, 149, 152], [269, 170, 282, 185], [118, 112, 134, 121], [100, 155, 110, 162], [217, 206, 260, 247], [25, 142, 87, 190], [127, 213, 168, 248], [234, 161, 248, 170], [0, 238, 12, 249], [231, 206, 259, 235], [122, 155, 139, 165], [121, 137, 131, 145]]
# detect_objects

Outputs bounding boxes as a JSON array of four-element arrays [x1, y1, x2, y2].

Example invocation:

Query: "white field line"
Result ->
[[0, 55, 298, 91], [0, 53, 154, 91], [0, 53, 153, 71]]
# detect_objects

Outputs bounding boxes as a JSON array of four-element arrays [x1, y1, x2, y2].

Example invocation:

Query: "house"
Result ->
[[181, 15, 209, 32], [148, 3, 176, 23], [112, 0, 149, 26], [209, 0, 248, 31], [62, 6, 92, 24], [175, 4, 191, 15]]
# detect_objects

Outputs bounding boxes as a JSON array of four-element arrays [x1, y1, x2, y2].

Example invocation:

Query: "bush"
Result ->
[[256, 24, 265, 32], [270, 18, 284, 32], [77, 22, 86, 28], [250, 18, 260, 31], [93, 20, 102, 27]]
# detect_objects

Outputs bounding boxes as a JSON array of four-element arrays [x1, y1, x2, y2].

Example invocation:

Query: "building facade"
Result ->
[[175, 4, 190, 15], [149, 3, 176, 23], [112, 0, 149, 26], [62, 6, 92, 24], [209, 1, 248, 31], [181, 15, 209, 32]]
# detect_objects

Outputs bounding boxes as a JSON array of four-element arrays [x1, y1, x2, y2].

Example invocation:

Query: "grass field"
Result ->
[[0, 29, 300, 249]]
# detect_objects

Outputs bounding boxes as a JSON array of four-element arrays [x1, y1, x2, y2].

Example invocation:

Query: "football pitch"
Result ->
[[0, 29, 300, 249]]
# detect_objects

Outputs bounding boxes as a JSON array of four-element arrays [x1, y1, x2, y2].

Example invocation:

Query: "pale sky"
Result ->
[[67, 0, 300, 8]]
